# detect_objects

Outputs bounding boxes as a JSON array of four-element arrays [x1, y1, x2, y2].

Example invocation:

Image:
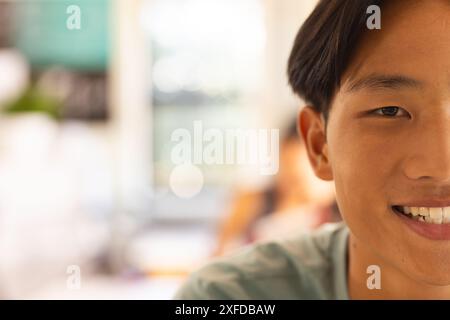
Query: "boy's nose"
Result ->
[[403, 115, 450, 182]]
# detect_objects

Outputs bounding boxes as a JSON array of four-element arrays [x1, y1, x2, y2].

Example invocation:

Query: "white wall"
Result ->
[[260, 0, 318, 128]]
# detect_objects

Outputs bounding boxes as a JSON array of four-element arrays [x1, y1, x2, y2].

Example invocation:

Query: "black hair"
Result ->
[[287, 0, 384, 121]]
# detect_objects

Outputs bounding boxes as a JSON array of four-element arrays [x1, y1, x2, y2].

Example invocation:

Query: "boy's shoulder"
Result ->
[[174, 222, 349, 300]]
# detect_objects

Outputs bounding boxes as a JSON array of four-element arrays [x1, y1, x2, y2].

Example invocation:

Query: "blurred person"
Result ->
[[214, 121, 338, 256], [176, 0, 450, 299]]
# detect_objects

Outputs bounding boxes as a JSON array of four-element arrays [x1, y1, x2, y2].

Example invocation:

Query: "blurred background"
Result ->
[[0, 0, 337, 299]]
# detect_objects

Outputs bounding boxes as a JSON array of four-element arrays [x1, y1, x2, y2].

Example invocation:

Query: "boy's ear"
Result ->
[[298, 106, 333, 181]]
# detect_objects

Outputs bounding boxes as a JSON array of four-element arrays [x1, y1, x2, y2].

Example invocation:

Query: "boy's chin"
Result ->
[[421, 279, 450, 287], [413, 270, 450, 287], [410, 252, 450, 286]]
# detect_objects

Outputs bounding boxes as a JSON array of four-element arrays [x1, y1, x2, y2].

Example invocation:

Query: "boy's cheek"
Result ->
[[331, 146, 392, 237]]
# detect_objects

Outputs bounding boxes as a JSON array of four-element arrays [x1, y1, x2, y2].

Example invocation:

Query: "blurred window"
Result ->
[[142, 0, 266, 188]]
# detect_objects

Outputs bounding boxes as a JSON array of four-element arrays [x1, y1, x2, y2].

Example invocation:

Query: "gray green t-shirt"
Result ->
[[174, 222, 349, 300]]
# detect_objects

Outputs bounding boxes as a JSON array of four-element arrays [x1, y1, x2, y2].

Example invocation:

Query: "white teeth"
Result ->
[[444, 207, 450, 223], [419, 207, 430, 217], [401, 206, 450, 224], [411, 207, 419, 216], [429, 207, 443, 224]]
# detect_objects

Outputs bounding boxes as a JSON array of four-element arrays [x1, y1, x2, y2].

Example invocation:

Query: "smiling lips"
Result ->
[[394, 206, 450, 224], [393, 205, 450, 240]]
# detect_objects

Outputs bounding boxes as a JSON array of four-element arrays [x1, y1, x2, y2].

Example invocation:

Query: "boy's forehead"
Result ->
[[342, 0, 450, 88]]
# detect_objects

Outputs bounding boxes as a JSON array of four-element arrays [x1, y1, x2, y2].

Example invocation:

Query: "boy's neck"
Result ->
[[348, 233, 450, 299]]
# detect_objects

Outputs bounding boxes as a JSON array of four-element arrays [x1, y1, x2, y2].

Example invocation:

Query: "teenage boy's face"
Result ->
[[301, 0, 450, 285]]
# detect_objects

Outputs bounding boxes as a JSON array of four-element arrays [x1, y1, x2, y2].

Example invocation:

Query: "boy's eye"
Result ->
[[371, 106, 408, 117]]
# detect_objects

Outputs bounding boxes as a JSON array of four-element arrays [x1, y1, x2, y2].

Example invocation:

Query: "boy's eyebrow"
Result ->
[[345, 74, 424, 93]]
